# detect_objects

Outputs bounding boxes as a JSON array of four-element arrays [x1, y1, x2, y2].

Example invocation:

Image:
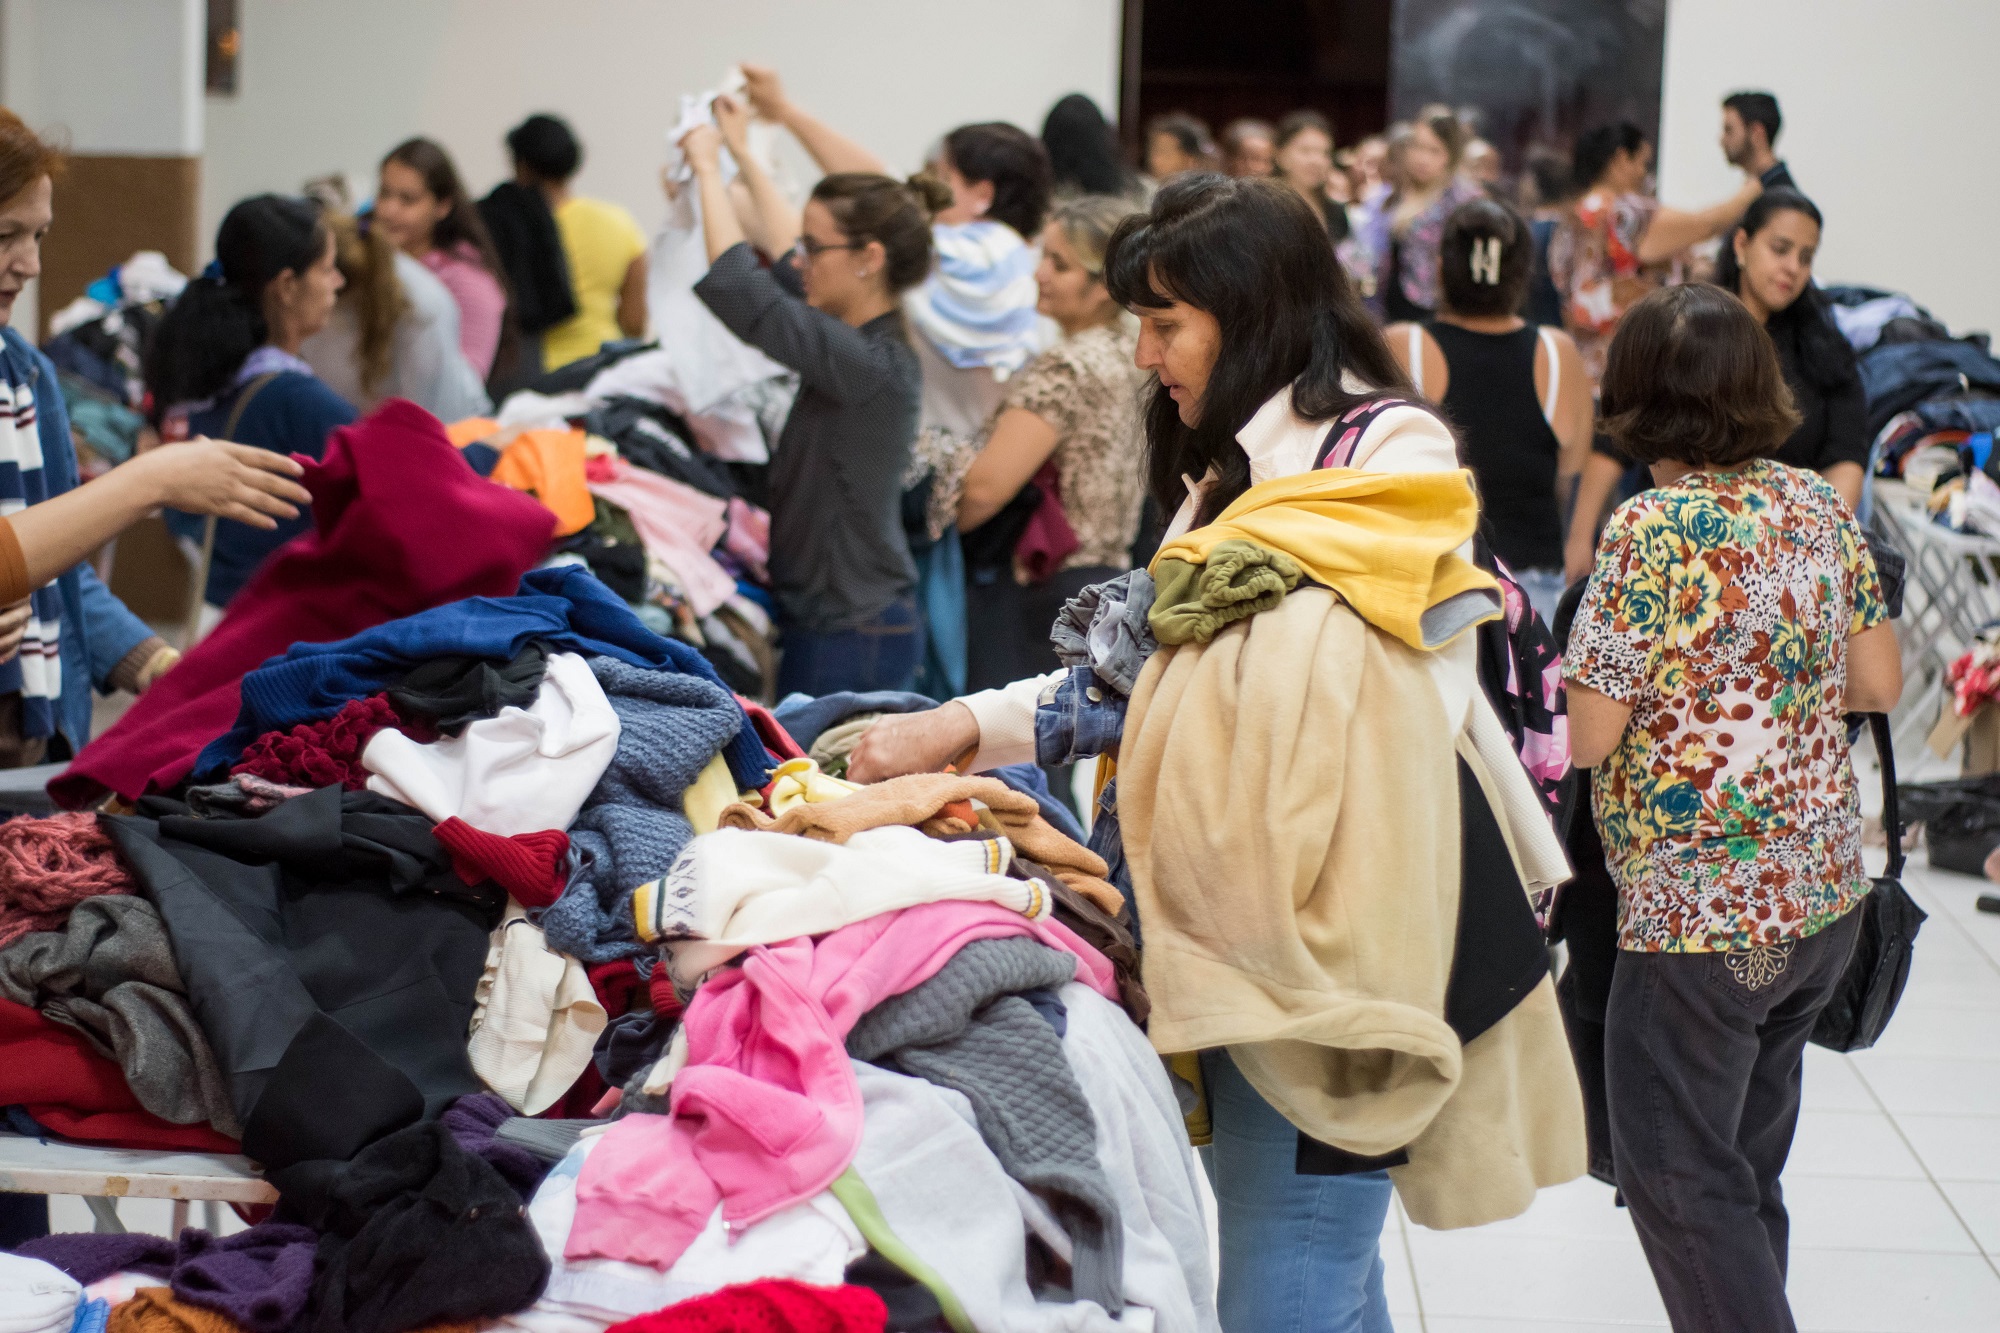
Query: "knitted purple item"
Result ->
[[13, 1224, 316, 1333], [171, 1222, 319, 1333], [13, 1229, 172, 1283], [439, 1091, 547, 1199]]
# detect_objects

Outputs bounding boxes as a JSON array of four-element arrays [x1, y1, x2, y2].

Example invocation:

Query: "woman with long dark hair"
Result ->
[[850, 174, 1584, 1332], [148, 194, 355, 612], [374, 136, 509, 378], [1714, 188, 1867, 509], [1271, 110, 1349, 242]]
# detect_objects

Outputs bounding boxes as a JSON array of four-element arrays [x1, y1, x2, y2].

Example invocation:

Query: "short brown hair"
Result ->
[[0, 108, 62, 207], [1599, 284, 1801, 466]]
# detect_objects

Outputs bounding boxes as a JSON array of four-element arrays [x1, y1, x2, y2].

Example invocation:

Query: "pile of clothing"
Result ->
[[0, 401, 1207, 1329], [42, 251, 188, 475], [1839, 283, 2000, 525], [452, 337, 790, 701]]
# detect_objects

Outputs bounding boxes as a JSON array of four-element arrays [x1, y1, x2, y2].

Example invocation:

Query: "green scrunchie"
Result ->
[[1148, 539, 1303, 645]]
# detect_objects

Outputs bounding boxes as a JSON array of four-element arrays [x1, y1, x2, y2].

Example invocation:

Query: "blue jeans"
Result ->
[[1199, 1048, 1396, 1333], [777, 597, 922, 698]]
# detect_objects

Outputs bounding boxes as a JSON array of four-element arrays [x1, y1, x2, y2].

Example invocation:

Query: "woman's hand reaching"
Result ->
[[712, 93, 752, 159], [680, 123, 724, 177], [739, 63, 788, 124], [135, 438, 312, 530], [846, 703, 983, 783]]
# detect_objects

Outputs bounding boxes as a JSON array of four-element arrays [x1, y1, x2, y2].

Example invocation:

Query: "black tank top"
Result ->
[[1424, 322, 1564, 571]]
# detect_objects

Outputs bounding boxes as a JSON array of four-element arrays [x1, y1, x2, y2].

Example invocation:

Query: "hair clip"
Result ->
[[1469, 236, 1502, 285]]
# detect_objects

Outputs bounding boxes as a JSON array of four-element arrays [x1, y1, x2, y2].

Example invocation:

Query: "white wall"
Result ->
[[0, 0, 205, 346], [0, 0, 204, 155], [1658, 0, 2000, 335], [201, 0, 1122, 256]]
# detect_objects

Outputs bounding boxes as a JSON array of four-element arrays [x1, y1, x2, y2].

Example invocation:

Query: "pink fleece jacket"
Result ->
[[566, 898, 1120, 1268]]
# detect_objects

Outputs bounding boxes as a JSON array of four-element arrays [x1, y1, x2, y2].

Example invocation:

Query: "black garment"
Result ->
[[695, 243, 920, 633], [0, 1192, 47, 1247], [293, 1120, 549, 1333], [477, 182, 575, 336], [1607, 905, 1862, 1333], [389, 641, 548, 736], [1760, 160, 1797, 192], [105, 788, 503, 1173], [1766, 314, 1869, 474], [966, 563, 1121, 693], [1428, 322, 1565, 572], [585, 395, 736, 499], [1298, 759, 1549, 1175], [592, 1008, 674, 1089], [526, 338, 655, 396], [1306, 191, 1351, 244], [1553, 767, 1621, 1184], [848, 1251, 952, 1332], [1523, 217, 1564, 328], [1384, 239, 1432, 323]]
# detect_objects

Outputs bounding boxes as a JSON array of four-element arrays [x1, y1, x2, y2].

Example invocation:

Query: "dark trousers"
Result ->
[[1606, 905, 1863, 1333], [777, 596, 922, 698]]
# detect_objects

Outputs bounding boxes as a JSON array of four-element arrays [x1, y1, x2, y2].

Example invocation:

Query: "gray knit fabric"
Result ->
[[492, 1117, 591, 1162], [543, 656, 741, 964], [846, 936, 1125, 1314], [0, 894, 241, 1137]]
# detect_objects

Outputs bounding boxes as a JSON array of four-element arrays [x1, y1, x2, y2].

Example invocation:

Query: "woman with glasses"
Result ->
[[680, 94, 947, 696]]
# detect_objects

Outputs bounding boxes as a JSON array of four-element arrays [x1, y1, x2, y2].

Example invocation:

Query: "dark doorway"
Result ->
[[1389, 0, 1666, 172], [1123, 0, 1394, 159]]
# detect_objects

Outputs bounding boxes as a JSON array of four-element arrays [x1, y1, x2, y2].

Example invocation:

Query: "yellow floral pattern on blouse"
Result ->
[[1566, 460, 1887, 953]]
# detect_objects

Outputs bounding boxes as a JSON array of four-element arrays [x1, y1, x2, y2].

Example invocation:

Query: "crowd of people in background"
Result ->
[[0, 63, 1895, 1333]]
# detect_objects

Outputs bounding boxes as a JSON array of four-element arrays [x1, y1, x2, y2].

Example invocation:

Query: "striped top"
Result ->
[[0, 370, 61, 737]]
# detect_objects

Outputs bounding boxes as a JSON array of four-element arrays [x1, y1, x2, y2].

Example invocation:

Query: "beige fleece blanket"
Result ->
[[1121, 587, 1583, 1228]]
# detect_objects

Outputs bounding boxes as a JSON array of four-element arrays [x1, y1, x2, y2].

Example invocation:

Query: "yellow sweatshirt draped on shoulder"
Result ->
[[1150, 467, 1502, 651]]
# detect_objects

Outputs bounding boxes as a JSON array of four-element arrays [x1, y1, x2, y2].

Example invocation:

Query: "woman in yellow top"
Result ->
[[505, 114, 648, 370]]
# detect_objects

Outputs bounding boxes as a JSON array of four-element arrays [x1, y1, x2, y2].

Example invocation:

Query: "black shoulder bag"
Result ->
[[1811, 714, 1929, 1052]]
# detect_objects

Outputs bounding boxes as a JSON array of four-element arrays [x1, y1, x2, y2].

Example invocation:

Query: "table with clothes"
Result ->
[[0, 375, 1588, 1331], [0, 385, 1210, 1329]]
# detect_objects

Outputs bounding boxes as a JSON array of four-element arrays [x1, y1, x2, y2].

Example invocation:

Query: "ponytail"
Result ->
[[811, 172, 948, 292], [146, 194, 326, 412]]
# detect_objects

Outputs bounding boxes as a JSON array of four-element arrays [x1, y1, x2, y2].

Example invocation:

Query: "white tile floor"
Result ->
[[1378, 851, 2000, 1333]]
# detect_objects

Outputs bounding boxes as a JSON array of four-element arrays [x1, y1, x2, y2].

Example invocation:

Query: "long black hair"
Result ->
[[1104, 173, 1411, 520], [1715, 188, 1858, 394], [146, 194, 327, 412], [1041, 94, 1132, 198]]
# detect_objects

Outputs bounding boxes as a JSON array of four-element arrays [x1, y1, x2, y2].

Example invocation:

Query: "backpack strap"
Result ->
[[1314, 397, 1419, 471], [184, 370, 283, 643]]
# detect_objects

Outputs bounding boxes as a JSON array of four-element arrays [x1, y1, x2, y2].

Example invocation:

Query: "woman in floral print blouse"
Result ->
[[1564, 283, 1902, 1333]]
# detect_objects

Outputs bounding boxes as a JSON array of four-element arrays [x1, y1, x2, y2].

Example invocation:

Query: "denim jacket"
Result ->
[[0, 326, 156, 753]]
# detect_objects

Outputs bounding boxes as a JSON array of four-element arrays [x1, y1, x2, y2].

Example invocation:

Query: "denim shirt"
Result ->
[[1035, 666, 1129, 768], [0, 326, 156, 753]]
